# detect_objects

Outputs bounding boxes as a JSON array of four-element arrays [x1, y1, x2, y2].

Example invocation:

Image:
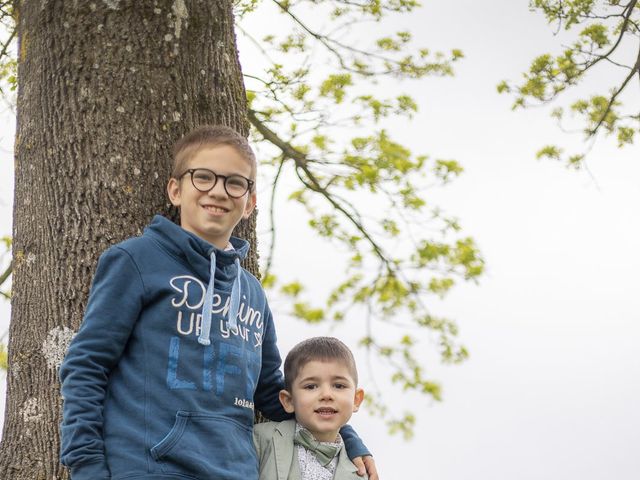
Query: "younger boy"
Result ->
[[59, 126, 376, 480], [254, 337, 367, 480]]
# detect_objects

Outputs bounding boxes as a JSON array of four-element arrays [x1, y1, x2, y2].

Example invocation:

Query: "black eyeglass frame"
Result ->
[[178, 168, 254, 198]]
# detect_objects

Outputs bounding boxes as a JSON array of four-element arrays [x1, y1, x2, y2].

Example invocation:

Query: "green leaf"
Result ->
[[381, 219, 400, 236], [281, 281, 303, 297], [387, 412, 416, 440], [433, 159, 463, 182], [617, 126, 635, 146], [292, 302, 325, 323], [261, 273, 277, 289], [579, 23, 609, 48], [319, 74, 353, 103], [0, 344, 6, 371], [496, 80, 510, 94], [428, 277, 455, 297], [536, 145, 563, 161]]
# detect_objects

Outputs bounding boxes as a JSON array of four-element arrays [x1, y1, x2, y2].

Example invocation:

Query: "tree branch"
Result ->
[[581, 0, 638, 73], [0, 24, 14, 60], [588, 41, 640, 136], [263, 156, 285, 279], [248, 109, 394, 272], [0, 259, 11, 290], [269, 0, 445, 77], [271, 0, 353, 71]]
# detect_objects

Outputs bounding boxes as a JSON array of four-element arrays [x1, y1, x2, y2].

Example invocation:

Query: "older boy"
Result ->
[[254, 337, 367, 480], [60, 126, 377, 479]]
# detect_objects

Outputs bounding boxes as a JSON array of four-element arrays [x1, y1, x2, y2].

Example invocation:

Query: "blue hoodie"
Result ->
[[60, 215, 368, 480]]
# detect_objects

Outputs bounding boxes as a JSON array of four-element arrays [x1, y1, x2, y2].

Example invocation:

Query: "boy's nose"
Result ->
[[208, 179, 228, 198], [319, 386, 333, 399]]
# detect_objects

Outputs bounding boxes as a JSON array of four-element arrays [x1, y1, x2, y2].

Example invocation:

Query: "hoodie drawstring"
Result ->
[[198, 250, 216, 346], [227, 258, 243, 331], [198, 251, 243, 346]]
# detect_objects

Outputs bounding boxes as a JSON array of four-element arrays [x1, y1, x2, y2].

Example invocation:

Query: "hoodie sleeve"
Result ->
[[340, 424, 371, 459], [252, 305, 291, 422], [252, 304, 371, 458], [59, 246, 145, 480]]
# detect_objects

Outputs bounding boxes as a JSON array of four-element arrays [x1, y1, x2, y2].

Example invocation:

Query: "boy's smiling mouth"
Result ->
[[202, 204, 229, 214], [315, 407, 338, 417]]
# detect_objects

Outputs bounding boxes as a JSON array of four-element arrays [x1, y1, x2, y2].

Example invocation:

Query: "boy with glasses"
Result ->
[[59, 126, 378, 480]]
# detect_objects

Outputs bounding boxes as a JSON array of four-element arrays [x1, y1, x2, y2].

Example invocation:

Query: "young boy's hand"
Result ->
[[353, 455, 378, 479]]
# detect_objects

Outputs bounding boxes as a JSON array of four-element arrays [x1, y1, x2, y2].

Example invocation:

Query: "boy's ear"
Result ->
[[352, 388, 365, 413], [279, 389, 295, 413], [242, 191, 257, 219], [167, 178, 181, 207]]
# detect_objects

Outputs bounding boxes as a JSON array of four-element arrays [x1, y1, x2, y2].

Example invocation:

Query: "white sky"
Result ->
[[1, 1, 640, 479]]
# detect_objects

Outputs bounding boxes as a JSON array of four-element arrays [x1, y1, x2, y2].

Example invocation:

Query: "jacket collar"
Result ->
[[272, 420, 363, 480]]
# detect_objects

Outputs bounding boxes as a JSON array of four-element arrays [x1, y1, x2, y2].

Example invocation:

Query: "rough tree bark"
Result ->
[[0, 1, 256, 478]]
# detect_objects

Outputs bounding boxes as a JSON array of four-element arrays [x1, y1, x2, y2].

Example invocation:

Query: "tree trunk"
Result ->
[[0, 1, 254, 478]]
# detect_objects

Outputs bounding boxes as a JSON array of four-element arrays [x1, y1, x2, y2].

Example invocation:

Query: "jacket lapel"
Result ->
[[334, 447, 363, 480], [273, 420, 297, 480]]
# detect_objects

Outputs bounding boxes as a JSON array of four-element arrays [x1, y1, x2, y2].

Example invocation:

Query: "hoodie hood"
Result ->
[[145, 214, 250, 343]]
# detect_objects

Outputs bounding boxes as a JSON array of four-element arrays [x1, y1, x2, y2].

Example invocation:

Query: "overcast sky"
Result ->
[[1, 1, 639, 479]]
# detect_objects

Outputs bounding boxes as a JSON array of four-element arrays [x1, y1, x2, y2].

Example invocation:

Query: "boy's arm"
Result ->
[[340, 425, 378, 479], [252, 305, 291, 421], [59, 247, 144, 480], [339, 424, 370, 459]]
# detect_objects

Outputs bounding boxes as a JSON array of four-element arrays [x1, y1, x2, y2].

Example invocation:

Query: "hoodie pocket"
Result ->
[[150, 410, 257, 479]]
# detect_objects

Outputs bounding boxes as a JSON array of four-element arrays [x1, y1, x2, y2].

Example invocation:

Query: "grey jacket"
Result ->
[[253, 420, 365, 480]]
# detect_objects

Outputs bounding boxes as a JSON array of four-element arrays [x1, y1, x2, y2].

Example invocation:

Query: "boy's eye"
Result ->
[[302, 384, 317, 390], [227, 175, 247, 187], [334, 383, 348, 389], [194, 171, 215, 182]]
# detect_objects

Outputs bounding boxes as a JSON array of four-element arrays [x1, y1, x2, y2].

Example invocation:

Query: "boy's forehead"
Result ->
[[188, 143, 245, 160], [295, 358, 355, 380], [186, 144, 254, 173]]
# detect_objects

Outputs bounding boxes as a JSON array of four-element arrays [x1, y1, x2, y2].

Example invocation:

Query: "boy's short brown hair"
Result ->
[[283, 337, 358, 391], [171, 125, 257, 182]]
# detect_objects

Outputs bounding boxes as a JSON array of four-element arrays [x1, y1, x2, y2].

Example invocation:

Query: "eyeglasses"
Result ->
[[179, 168, 254, 198]]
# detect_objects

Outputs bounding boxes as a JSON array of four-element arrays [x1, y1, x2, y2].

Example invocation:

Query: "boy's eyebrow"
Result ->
[[189, 166, 250, 176], [297, 374, 353, 383]]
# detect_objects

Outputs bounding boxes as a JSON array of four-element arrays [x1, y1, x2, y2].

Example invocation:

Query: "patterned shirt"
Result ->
[[295, 423, 343, 480]]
